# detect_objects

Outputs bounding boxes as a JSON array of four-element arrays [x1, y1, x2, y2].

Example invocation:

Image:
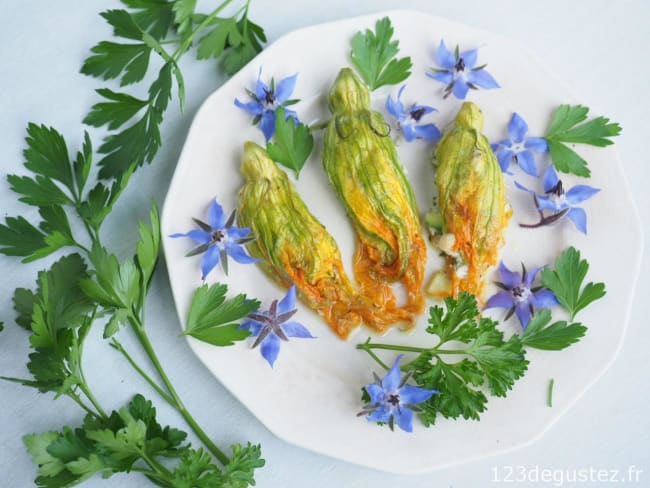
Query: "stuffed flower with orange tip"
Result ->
[[426, 101, 511, 302]]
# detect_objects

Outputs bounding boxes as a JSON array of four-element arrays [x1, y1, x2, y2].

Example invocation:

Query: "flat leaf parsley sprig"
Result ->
[[516, 246, 605, 352], [357, 292, 528, 426], [543, 104, 621, 177], [1, 1, 269, 486], [82, 0, 266, 179], [350, 17, 412, 91]]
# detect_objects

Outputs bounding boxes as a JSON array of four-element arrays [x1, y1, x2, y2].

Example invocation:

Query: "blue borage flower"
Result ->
[[170, 198, 258, 280], [492, 113, 549, 176], [239, 286, 315, 368], [426, 40, 500, 100], [385, 85, 441, 142], [234, 68, 299, 141], [516, 164, 600, 234], [485, 262, 559, 329], [358, 355, 437, 433]]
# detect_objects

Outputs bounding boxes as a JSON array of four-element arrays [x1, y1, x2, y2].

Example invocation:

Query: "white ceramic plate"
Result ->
[[161, 10, 642, 474]]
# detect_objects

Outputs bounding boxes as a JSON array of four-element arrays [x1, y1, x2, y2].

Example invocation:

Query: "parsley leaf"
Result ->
[[172, 448, 222, 487], [350, 17, 412, 91], [183, 283, 260, 346], [81, 40, 151, 87], [266, 107, 314, 178], [541, 246, 606, 320], [7, 174, 72, 207], [521, 309, 587, 350], [220, 443, 265, 487], [411, 354, 488, 423], [544, 104, 622, 177], [196, 17, 241, 60], [0, 217, 48, 261], [81, 245, 140, 311], [135, 202, 161, 290], [77, 166, 135, 231], [13, 288, 38, 330], [81, 10, 151, 86], [172, 0, 197, 37], [121, 0, 175, 41], [94, 62, 171, 178], [0, 209, 76, 263], [221, 16, 266, 75], [83, 89, 149, 130], [22, 123, 75, 194], [360, 293, 528, 426]]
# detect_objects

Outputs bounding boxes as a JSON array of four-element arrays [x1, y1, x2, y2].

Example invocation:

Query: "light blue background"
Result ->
[[1, 1, 648, 486]]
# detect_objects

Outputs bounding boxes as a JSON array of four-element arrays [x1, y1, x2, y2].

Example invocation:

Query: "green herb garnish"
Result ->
[[541, 246, 606, 320], [357, 292, 528, 425], [266, 107, 315, 178], [350, 17, 412, 90], [22, 394, 264, 486], [547, 378, 555, 407], [521, 309, 587, 351], [182, 283, 260, 346], [544, 104, 622, 177]]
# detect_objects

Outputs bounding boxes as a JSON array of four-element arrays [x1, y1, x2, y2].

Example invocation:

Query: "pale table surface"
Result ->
[[1, 1, 648, 487]]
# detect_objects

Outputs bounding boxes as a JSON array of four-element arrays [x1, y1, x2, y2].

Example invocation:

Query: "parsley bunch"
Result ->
[[358, 293, 529, 424], [23, 394, 263, 487], [1, 1, 267, 486]]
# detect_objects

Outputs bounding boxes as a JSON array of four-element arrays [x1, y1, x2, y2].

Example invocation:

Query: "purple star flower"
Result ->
[[385, 85, 441, 142], [516, 164, 600, 234], [170, 198, 258, 280], [485, 261, 559, 329], [234, 68, 299, 141], [358, 355, 438, 433], [239, 286, 315, 368], [491, 113, 549, 176], [426, 40, 500, 100]]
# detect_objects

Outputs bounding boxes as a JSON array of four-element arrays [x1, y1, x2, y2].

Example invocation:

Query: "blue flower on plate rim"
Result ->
[[358, 354, 438, 433], [484, 261, 559, 329], [170, 198, 258, 280], [234, 68, 300, 141], [239, 285, 315, 368], [516, 164, 600, 234], [385, 85, 441, 142], [491, 112, 549, 176], [426, 40, 500, 100]]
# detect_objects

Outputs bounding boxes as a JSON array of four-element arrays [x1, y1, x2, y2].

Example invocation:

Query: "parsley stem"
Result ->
[[68, 391, 103, 420], [110, 338, 175, 406], [128, 316, 230, 466], [78, 379, 108, 420], [357, 343, 428, 354], [173, 0, 235, 60], [141, 451, 173, 479], [357, 342, 468, 356], [131, 467, 169, 485], [365, 348, 389, 370], [74, 241, 91, 254]]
